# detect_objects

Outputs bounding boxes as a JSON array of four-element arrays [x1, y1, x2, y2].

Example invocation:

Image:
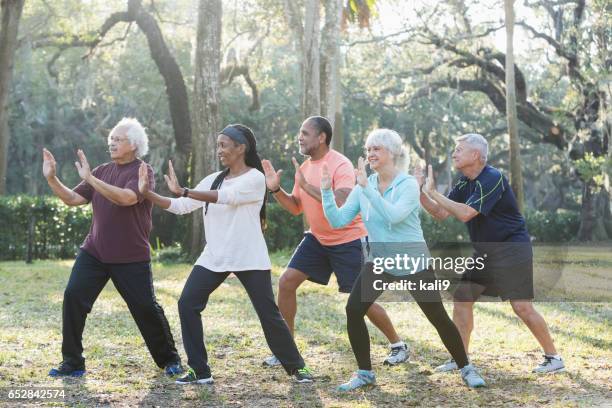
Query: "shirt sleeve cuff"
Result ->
[[216, 189, 231, 205], [166, 198, 180, 214]]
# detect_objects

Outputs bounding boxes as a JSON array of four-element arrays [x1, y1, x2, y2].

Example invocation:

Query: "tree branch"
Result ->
[[411, 78, 567, 149], [346, 28, 415, 47]]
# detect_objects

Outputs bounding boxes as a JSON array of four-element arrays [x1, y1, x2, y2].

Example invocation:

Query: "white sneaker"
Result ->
[[435, 359, 459, 372], [262, 355, 281, 367], [383, 342, 409, 365], [460, 363, 486, 388], [533, 355, 565, 373]]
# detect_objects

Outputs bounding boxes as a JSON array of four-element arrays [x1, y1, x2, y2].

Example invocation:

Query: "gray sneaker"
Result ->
[[337, 370, 376, 391], [383, 343, 409, 365], [460, 363, 486, 388], [263, 355, 281, 367], [435, 358, 458, 372], [533, 355, 565, 373]]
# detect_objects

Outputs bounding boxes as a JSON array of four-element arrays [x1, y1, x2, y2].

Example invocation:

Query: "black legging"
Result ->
[[178, 266, 305, 377], [346, 265, 469, 370]]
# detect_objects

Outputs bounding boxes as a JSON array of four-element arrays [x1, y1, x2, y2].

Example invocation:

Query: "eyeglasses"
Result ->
[[109, 136, 129, 144]]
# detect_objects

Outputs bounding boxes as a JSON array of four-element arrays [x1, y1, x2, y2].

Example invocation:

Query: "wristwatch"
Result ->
[[182, 187, 189, 197], [269, 186, 281, 194]]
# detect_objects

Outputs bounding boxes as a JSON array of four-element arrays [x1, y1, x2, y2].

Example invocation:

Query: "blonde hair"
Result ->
[[365, 128, 410, 170]]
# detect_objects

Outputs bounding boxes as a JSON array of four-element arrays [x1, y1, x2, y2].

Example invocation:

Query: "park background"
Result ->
[[0, 0, 610, 406]]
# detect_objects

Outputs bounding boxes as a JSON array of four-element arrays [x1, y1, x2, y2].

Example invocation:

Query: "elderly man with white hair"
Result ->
[[42, 118, 183, 378], [420, 133, 564, 374]]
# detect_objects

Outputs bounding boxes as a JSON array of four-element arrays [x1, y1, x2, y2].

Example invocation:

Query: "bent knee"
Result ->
[[511, 301, 534, 316], [178, 294, 205, 315], [278, 269, 305, 292], [63, 285, 83, 302], [345, 300, 368, 318]]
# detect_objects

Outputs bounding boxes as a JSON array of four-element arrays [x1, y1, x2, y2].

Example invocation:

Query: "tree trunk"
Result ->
[[577, 167, 611, 241], [321, 0, 343, 152], [31, 0, 193, 182], [189, 0, 222, 258], [126, 0, 192, 182], [321, 0, 341, 121], [0, 0, 24, 195], [302, 0, 321, 116], [332, 86, 344, 152], [504, 0, 524, 212]]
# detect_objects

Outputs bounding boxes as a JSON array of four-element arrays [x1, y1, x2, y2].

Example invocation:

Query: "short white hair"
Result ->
[[109, 117, 149, 157], [456, 133, 488, 162], [365, 128, 410, 169]]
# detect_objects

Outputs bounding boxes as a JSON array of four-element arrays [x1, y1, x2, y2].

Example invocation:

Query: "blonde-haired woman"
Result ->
[[321, 129, 485, 390]]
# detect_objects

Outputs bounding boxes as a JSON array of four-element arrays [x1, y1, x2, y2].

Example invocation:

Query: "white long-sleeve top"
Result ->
[[166, 168, 271, 272]]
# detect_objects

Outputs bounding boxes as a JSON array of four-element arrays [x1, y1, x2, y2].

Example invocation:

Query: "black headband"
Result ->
[[220, 126, 250, 151]]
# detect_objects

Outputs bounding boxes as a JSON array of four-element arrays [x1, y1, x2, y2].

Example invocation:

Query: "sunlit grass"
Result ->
[[0, 247, 610, 406]]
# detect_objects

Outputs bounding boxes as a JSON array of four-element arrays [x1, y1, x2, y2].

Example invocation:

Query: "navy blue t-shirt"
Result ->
[[447, 165, 530, 243]]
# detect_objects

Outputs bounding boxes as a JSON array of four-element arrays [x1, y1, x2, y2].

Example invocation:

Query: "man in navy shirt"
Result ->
[[419, 133, 564, 374]]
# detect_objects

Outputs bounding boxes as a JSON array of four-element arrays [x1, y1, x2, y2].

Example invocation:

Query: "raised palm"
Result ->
[[164, 160, 182, 195], [262, 159, 282, 191], [75, 149, 91, 181], [355, 157, 368, 187], [413, 164, 425, 188], [424, 164, 436, 194], [42, 148, 56, 179], [320, 163, 331, 190], [138, 163, 149, 194]]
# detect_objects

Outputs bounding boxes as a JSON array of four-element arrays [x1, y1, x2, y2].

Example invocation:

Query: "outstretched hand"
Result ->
[[42, 148, 57, 180], [355, 157, 368, 187], [262, 159, 283, 191], [138, 162, 150, 195], [413, 163, 425, 189], [320, 163, 331, 190], [164, 160, 182, 196], [75, 149, 91, 181], [424, 164, 436, 194]]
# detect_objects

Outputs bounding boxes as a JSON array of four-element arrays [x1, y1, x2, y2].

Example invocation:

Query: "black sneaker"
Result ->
[[48, 362, 86, 377], [175, 368, 214, 385], [293, 366, 314, 383]]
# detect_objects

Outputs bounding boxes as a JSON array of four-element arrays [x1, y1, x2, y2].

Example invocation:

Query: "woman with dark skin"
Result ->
[[138, 124, 313, 384]]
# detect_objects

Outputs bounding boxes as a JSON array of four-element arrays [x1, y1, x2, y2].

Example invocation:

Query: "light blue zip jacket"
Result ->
[[321, 172, 430, 275]]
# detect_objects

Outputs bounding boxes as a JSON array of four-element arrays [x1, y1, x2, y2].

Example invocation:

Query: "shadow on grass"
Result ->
[[366, 337, 610, 406], [474, 303, 612, 350]]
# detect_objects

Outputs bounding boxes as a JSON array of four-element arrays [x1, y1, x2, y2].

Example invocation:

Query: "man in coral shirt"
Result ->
[[262, 116, 407, 367]]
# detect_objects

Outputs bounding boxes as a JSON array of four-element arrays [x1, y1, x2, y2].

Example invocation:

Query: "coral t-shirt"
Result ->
[[292, 149, 367, 245]]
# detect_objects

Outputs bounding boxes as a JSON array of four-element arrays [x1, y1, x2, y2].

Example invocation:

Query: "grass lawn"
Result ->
[[0, 247, 610, 407]]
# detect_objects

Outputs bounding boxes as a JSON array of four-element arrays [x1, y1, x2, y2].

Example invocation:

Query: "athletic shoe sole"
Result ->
[[383, 358, 408, 366], [262, 359, 281, 367], [175, 377, 214, 385], [48, 370, 85, 378], [337, 383, 376, 391], [533, 367, 566, 374]]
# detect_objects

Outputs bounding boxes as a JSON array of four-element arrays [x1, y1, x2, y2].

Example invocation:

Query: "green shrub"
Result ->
[[420, 212, 470, 245], [524, 209, 580, 242], [421, 209, 580, 243], [151, 242, 190, 264], [0, 195, 581, 262], [264, 203, 304, 251], [0, 195, 91, 261]]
